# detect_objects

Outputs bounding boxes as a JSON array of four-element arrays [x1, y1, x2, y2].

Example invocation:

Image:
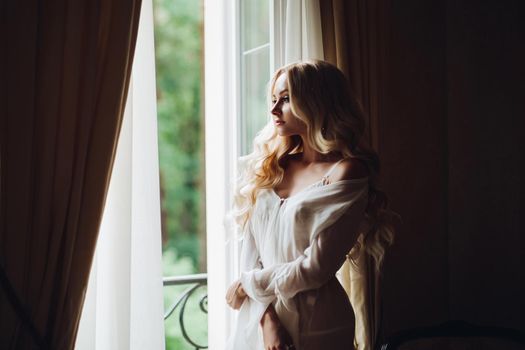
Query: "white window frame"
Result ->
[[205, 1, 287, 349], [204, 0, 240, 348]]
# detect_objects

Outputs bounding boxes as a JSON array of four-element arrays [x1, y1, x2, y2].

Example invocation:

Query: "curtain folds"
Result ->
[[275, 0, 324, 69], [76, 1, 166, 347], [1, 0, 142, 348], [283, 0, 324, 64], [320, 0, 387, 152], [320, 1, 388, 349]]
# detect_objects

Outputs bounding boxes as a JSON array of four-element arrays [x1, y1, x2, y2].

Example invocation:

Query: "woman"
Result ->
[[225, 60, 395, 350]]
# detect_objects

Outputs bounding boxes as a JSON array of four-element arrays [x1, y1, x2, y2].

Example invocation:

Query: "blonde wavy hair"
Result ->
[[232, 60, 397, 269]]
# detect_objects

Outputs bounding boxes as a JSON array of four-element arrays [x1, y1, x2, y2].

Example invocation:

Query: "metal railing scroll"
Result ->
[[163, 273, 208, 349]]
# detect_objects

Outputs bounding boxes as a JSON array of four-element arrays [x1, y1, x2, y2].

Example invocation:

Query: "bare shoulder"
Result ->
[[330, 157, 369, 182]]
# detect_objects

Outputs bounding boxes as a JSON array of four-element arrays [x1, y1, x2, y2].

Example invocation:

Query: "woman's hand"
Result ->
[[260, 304, 295, 350], [225, 279, 247, 310]]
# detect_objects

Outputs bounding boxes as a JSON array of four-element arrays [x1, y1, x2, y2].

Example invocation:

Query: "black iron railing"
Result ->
[[163, 273, 208, 349]]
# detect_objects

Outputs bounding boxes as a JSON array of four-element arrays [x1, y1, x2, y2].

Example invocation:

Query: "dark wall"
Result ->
[[379, 0, 524, 336]]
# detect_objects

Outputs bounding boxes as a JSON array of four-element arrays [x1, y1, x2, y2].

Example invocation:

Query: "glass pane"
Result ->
[[153, 0, 207, 348], [241, 0, 270, 51], [241, 46, 271, 155]]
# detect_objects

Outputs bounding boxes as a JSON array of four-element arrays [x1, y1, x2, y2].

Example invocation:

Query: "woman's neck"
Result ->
[[299, 137, 339, 163]]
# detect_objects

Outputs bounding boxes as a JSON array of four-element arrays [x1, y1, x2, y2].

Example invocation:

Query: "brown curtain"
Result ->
[[0, 0, 142, 348], [320, 0, 387, 152], [322, 0, 524, 344], [320, 1, 388, 349], [374, 0, 523, 337]]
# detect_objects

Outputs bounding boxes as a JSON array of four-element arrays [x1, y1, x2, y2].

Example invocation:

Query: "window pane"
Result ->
[[240, 0, 270, 51], [153, 0, 207, 348], [240, 46, 270, 155], [154, 0, 205, 272]]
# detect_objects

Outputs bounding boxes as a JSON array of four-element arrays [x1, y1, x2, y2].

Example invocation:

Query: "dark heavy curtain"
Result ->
[[0, 0, 142, 348], [320, 0, 387, 152], [322, 0, 524, 345]]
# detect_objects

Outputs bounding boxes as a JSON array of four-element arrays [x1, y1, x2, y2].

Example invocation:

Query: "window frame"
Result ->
[[204, 0, 240, 347], [204, 1, 284, 348]]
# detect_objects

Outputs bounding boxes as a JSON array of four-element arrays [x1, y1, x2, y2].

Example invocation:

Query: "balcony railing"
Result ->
[[163, 273, 208, 349]]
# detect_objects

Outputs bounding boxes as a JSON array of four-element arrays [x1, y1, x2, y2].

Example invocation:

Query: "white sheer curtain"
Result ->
[[75, 0, 165, 348], [273, 0, 324, 68]]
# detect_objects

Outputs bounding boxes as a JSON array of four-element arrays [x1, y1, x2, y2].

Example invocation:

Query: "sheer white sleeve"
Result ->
[[226, 221, 272, 350], [238, 221, 275, 303]]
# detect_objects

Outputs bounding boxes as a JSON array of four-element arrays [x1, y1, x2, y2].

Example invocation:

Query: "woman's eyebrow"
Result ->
[[272, 89, 289, 98]]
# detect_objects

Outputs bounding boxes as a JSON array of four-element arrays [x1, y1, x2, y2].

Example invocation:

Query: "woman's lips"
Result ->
[[274, 120, 285, 126]]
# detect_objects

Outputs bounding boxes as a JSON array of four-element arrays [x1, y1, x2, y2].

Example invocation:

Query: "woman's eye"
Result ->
[[271, 96, 289, 105]]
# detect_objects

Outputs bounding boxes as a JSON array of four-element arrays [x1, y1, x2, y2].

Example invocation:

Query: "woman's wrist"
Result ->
[[260, 304, 279, 326], [236, 284, 247, 298]]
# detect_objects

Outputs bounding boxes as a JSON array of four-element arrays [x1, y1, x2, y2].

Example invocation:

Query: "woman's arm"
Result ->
[[240, 189, 367, 302], [225, 220, 293, 348], [226, 221, 264, 308], [260, 304, 294, 349]]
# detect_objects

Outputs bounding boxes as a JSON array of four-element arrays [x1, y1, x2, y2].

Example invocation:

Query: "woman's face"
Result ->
[[271, 73, 307, 137]]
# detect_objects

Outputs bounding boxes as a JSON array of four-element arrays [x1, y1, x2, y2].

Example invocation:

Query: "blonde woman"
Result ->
[[226, 60, 395, 350]]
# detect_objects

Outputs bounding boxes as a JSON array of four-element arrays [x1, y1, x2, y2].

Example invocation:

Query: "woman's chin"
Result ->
[[276, 128, 300, 138]]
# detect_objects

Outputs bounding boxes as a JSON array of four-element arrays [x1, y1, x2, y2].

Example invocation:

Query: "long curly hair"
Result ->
[[232, 60, 397, 269]]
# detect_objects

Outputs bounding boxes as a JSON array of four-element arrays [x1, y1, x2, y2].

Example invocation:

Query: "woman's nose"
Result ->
[[271, 102, 281, 116]]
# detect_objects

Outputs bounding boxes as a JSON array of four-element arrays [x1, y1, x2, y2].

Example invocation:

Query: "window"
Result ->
[[153, 0, 208, 348], [239, 0, 271, 155], [77, 0, 321, 348], [205, 1, 323, 348]]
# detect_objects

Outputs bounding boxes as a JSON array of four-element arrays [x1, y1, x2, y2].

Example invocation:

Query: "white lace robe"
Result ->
[[226, 178, 369, 350]]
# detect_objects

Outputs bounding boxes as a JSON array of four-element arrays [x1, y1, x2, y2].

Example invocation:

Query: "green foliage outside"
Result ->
[[153, 0, 207, 348]]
